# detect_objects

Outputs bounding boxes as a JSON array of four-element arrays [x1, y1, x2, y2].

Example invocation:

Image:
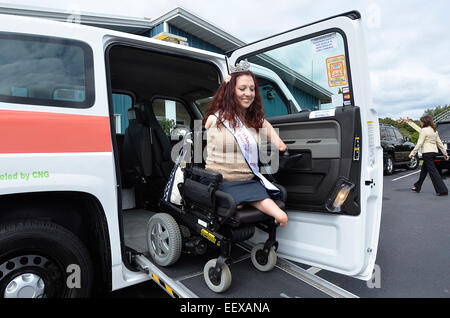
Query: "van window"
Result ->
[[113, 93, 134, 134], [152, 98, 192, 139], [257, 77, 289, 117], [0, 33, 94, 108], [246, 31, 351, 111]]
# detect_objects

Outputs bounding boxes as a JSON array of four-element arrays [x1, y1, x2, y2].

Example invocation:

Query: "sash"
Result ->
[[214, 112, 280, 194]]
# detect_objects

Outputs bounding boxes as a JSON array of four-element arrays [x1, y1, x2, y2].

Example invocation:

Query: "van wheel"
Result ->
[[0, 220, 93, 298], [147, 213, 182, 266], [384, 155, 394, 175], [203, 258, 232, 293], [406, 155, 419, 170], [251, 243, 277, 272]]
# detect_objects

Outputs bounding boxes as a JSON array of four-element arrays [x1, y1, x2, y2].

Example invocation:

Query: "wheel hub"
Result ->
[[0, 255, 51, 298], [4, 273, 45, 298]]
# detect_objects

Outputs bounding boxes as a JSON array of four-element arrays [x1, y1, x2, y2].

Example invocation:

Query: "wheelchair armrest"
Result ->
[[215, 190, 237, 222], [189, 166, 223, 183]]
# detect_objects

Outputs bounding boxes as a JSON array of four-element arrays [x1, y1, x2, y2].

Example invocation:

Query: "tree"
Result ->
[[422, 104, 450, 120], [160, 118, 176, 135], [379, 117, 420, 143]]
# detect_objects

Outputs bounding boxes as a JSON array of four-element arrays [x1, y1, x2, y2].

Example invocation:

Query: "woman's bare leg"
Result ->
[[248, 198, 288, 227]]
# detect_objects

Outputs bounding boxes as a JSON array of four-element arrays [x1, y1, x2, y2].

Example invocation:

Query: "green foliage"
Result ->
[[160, 118, 176, 135], [379, 117, 421, 143], [379, 104, 450, 144], [422, 104, 450, 119]]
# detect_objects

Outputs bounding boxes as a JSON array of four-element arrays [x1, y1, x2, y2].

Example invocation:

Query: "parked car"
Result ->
[[435, 120, 450, 174], [380, 123, 419, 175]]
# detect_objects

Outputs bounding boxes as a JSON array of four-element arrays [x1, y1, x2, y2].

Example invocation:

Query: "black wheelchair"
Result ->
[[147, 131, 299, 293]]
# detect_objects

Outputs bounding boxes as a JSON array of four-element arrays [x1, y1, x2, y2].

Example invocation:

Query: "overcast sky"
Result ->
[[1, 0, 449, 119]]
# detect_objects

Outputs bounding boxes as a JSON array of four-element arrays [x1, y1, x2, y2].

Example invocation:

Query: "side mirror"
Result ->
[[404, 136, 410, 142]]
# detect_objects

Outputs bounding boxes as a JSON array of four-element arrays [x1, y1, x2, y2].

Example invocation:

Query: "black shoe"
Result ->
[[436, 192, 448, 196], [411, 187, 420, 193]]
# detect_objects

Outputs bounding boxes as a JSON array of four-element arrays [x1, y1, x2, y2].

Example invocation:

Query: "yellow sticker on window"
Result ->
[[326, 55, 348, 87]]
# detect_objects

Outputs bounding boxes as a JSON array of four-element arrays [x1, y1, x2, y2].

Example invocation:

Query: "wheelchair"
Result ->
[[147, 131, 297, 293]]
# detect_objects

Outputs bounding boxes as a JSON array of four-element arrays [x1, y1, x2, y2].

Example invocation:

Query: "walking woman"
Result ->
[[410, 115, 449, 196], [202, 63, 289, 226]]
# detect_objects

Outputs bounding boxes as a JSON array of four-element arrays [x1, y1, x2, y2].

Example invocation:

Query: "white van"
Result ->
[[0, 11, 383, 298]]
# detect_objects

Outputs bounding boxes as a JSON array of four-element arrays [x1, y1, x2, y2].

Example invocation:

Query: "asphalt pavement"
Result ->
[[108, 167, 450, 298]]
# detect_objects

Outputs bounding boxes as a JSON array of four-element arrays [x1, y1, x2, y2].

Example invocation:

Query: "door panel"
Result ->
[[228, 12, 383, 280], [270, 106, 361, 215]]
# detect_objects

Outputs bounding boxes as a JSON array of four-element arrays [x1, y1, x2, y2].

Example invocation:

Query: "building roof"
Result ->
[[150, 7, 245, 52]]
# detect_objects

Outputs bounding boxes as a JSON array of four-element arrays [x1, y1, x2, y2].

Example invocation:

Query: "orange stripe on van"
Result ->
[[0, 110, 112, 153]]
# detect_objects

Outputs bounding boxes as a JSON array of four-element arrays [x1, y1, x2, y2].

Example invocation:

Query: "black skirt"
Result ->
[[200, 176, 278, 208]]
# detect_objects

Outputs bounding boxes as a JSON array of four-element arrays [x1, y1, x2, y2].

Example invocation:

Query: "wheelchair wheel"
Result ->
[[147, 213, 182, 266], [203, 258, 232, 293], [251, 243, 277, 272]]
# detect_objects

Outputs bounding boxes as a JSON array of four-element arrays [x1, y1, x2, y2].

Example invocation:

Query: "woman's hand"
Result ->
[[445, 154, 449, 161], [408, 154, 413, 159]]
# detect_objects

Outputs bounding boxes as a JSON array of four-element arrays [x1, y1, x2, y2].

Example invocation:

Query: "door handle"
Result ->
[[307, 140, 322, 144]]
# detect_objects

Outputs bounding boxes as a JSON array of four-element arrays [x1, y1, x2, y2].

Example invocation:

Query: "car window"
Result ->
[[380, 127, 387, 140], [393, 128, 404, 141], [195, 96, 212, 116], [387, 128, 396, 140], [437, 123, 450, 139], [0, 33, 94, 108]]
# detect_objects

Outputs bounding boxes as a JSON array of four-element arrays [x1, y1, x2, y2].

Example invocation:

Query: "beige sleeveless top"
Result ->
[[205, 118, 260, 181]]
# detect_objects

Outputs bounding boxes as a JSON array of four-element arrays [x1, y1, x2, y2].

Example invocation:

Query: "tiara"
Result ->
[[229, 59, 250, 73]]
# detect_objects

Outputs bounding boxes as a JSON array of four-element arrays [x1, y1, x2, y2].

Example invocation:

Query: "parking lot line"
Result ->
[[392, 170, 420, 181]]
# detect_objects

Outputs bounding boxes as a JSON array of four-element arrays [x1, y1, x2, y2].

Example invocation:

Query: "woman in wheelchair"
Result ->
[[202, 66, 288, 227], [149, 62, 293, 293]]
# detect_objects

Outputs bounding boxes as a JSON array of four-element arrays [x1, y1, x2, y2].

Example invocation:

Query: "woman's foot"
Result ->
[[436, 192, 448, 196], [276, 213, 288, 227], [411, 187, 420, 193]]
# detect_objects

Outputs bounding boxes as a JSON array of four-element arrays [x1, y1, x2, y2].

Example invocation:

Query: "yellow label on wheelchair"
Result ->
[[201, 229, 221, 247]]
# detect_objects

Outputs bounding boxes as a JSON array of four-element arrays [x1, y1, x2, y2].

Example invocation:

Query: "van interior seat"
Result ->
[[121, 107, 153, 188], [141, 101, 174, 181]]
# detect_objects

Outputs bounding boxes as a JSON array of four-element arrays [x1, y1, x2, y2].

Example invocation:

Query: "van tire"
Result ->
[[0, 220, 94, 298]]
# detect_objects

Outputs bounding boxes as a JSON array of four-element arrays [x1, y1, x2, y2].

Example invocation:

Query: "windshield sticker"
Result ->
[[326, 55, 348, 87], [311, 33, 337, 52], [309, 109, 336, 119]]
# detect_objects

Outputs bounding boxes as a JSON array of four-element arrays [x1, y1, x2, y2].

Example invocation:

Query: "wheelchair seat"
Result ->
[[217, 199, 285, 226]]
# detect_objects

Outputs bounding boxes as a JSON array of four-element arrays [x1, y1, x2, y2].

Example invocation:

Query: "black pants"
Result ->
[[414, 152, 448, 194]]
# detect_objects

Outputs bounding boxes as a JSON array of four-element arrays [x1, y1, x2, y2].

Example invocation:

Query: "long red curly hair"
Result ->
[[203, 71, 264, 130]]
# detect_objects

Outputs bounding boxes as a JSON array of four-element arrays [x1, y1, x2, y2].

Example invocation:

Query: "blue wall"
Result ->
[[287, 85, 320, 111]]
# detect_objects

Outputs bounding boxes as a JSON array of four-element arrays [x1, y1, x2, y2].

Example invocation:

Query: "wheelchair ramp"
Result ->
[[124, 209, 356, 298], [134, 244, 357, 298]]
